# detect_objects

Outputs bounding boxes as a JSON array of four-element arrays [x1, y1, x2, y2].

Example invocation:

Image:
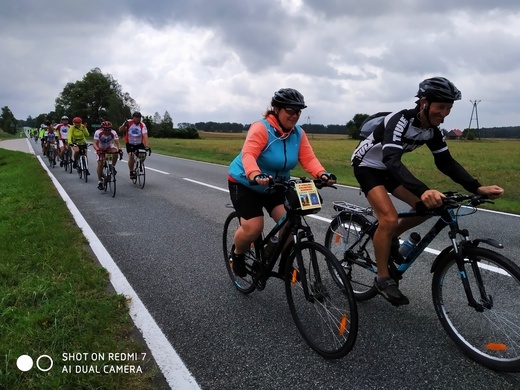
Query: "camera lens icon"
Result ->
[[16, 355, 53, 372]]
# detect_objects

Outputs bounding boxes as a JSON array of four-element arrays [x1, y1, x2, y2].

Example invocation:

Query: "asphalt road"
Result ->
[[31, 138, 520, 390]]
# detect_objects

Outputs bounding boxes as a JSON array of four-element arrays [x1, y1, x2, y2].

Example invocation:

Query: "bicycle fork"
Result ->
[[449, 229, 492, 312]]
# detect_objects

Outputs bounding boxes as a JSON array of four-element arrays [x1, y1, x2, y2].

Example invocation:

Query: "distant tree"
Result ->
[[55, 68, 137, 127], [346, 113, 370, 139], [153, 112, 162, 124], [0, 106, 17, 134]]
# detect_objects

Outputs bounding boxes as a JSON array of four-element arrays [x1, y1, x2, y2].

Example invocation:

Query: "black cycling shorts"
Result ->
[[126, 143, 145, 153], [228, 181, 285, 220], [354, 166, 401, 196]]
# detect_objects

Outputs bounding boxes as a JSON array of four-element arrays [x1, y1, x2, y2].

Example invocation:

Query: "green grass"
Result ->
[[0, 149, 160, 389], [151, 132, 520, 214]]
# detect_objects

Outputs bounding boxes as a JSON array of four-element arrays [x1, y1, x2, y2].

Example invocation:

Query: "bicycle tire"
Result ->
[[138, 160, 146, 189], [324, 213, 378, 300], [110, 165, 116, 197], [222, 211, 257, 294], [432, 247, 520, 372], [81, 155, 88, 183], [285, 241, 358, 359], [131, 157, 138, 185], [48, 148, 55, 168]]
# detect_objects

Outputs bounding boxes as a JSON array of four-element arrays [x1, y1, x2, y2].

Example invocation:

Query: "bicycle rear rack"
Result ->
[[332, 201, 373, 216]]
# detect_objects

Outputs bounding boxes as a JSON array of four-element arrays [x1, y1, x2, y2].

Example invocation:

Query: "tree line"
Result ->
[[2, 68, 519, 140]]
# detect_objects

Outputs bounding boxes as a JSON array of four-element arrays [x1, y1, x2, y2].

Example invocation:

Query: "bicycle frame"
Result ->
[[337, 197, 504, 310]]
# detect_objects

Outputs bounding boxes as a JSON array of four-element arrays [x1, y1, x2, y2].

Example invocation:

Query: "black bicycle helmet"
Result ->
[[132, 111, 142, 118], [271, 88, 307, 108], [416, 77, 462, 103]]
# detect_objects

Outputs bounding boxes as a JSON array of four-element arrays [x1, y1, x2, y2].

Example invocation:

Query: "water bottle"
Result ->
[[264, 236, 280, 259], [398, 232, 421, 259]]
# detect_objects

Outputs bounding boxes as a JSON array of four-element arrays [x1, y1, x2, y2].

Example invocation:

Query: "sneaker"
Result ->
[[374, 277, 409, 306], [130, 170, 137, 180], [231, 250, 247, 277], [60, 161, 63, 167], [72, 161, 77, 169], [86, 170, 90, 176], [97, 182, 104, 190]]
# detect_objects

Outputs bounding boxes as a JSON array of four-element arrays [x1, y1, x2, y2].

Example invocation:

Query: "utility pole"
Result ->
[[467, 100, 481, 140]]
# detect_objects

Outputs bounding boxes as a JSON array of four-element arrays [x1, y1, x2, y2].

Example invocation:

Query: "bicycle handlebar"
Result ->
[[414, 192, 492, 215], [248, 176, 336, 190]]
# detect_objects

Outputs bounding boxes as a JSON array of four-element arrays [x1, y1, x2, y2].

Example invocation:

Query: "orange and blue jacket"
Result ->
[[228, 114, 325, 192]]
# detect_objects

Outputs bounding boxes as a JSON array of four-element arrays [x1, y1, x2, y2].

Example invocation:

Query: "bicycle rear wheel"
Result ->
[[285, 241, 358, 359], [324, 213, 378, 300], [137, 160, 145, 189], [432, 247, 520, 372], [222, 211, 257, 294]]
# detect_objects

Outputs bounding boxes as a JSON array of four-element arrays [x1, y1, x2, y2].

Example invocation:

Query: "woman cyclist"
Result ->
[[67, 117, 90, 173], [351, 77, 504, 306], [227, 88, 336, 277]]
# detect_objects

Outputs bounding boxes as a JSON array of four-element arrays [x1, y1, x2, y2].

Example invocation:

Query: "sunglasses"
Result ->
[[283, 107, 302, 116]]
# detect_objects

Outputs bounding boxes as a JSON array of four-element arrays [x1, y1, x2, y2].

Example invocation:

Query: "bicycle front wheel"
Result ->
[[324, 213, 378, 300], [432, 247, 520, 372], [137, 160, 145, 189], [110, 165, 116, 197], [285, 241, 358, 359], [222, 211, 257, 294], [81, 155, 88, 183]]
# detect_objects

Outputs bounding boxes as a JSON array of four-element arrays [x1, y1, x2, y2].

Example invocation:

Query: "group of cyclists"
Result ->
[[36, 111, 151, 192]]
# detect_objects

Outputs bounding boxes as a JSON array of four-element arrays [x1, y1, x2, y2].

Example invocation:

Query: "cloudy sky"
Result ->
[[2, 0, 519, 130]]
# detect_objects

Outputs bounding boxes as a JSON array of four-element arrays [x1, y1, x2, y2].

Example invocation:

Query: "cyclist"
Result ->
[[40, 123, 49, 155], [118, 111, 150, 180], [67, 116, 90, 174], [55, 116, 71, 166], [351, 76, 504, 306], [93, 121, 123, 190], [44, 124, 58, 165], [228, 88, 336, 277]]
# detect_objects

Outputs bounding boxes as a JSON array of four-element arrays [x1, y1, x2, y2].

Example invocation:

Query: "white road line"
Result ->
[[119, 159, 170, 175], [37, 156, 200, 390], [183, 177, 229, 192]]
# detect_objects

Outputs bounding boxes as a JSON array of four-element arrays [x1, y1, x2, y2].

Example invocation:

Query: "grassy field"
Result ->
[[150, 131, 520, 214], [0, 148, 162, 389]]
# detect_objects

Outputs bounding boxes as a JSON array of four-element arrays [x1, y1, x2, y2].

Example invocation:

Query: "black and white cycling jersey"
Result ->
[[351, 108, 481, 197]]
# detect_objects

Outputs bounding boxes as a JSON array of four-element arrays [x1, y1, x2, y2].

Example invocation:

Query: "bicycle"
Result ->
[[223, 177, 358, 359], [324, 192, 520, 372], [72, 143, 90, 183], [131, 148, 151, 189], [47, 142, 57, 168], [99, 151, 119, 197], [62, 143, 73, 173]]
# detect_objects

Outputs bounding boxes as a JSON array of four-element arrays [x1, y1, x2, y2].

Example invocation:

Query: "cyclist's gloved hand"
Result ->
[[320, 173, 337, 185], [252, 173, 271, 186], [145, 146, 152, 155]]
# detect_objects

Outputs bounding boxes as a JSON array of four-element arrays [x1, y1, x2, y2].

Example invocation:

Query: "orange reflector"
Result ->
[[335, 233, 341, 243], [292, 268, 298, 284], [486, 342, 507, 351], [339, 314, 347, 335]]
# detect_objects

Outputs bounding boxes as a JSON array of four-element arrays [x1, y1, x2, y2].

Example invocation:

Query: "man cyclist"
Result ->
[[55, 116, 71, 166], [67, 117, 90, 175], [118, 111, 150, 180], [40, 123, 49, 155], [93, 121, 123, 190], [351, 76, 504, 306]]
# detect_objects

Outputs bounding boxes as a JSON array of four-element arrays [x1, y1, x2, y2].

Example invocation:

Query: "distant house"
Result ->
[[446, 129, 464, 140]]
